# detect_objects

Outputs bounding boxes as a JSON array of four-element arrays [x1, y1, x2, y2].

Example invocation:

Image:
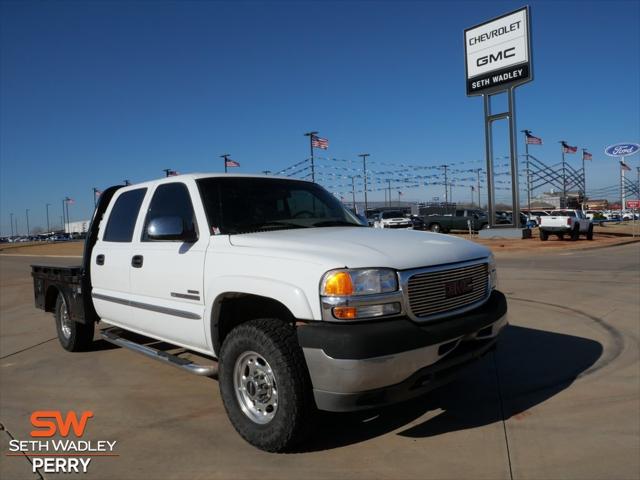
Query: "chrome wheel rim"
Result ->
[[233, 351, 278, 424], [60, 298, 72, 340]]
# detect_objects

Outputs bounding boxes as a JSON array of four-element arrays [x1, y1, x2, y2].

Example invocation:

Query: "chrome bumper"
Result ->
[[303, 314, 508, 412]]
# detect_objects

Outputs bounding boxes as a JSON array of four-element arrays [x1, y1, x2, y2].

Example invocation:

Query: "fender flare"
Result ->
[[205, 276, 316, 353]]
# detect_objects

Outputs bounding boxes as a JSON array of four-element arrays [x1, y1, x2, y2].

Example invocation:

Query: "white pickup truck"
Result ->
[[32, 174, 507, 452], [538, 209, 594, 241], [372, 210, 413, 229]]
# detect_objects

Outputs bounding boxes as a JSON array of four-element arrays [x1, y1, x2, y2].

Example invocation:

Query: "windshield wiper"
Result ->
[[233, 221, 307, 234], [312, 220, 364, 227]]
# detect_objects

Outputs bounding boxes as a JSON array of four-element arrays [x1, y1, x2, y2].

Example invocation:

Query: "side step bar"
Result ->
[[101, 329, 218, 377]]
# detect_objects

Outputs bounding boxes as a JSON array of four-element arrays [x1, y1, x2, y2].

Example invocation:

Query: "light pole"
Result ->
[[46, 203, 51, 233], [162, 169, 172, 178], [304, 131, 319, 182], [351, 176, 356, 210], [358, 154, 370, 212], [26, 209, 30, 235], [9, 213, 14, 237], [476, 168, 482, 207], [441, 165, 449, 204], [387, 179, 392, 207]]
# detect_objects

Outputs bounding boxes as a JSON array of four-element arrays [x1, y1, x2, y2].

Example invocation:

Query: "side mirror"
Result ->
[[146, 216, 197, 242]]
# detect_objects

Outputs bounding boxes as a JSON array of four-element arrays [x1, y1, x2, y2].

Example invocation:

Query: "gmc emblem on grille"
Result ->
[[444, 277, 473, 298]]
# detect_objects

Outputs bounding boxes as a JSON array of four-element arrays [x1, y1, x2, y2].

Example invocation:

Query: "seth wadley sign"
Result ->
[[465, 7, 532, 96]]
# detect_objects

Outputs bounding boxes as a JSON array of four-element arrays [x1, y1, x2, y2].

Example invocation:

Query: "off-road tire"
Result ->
[[429, 223, 442, 233], [586, 224, 594, 240], [54, 293, 94, 352], [219, 318, 313, 452], [539, 229, 548, 241], [570, 224, 580, 241]]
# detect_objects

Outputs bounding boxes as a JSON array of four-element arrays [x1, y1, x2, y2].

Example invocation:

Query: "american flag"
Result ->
[[167, 170, 179, 176], [64, 197, 74, 204], [225, 159, 240, 168], [582, 150, 592, 161], [620, 161, 631, 172], [524, 131, 542, 145], [311, 135, 329, 150], [562, 141, 577, 154]]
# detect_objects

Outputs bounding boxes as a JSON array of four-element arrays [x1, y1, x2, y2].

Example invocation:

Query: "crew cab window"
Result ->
[[103, 188, 147, 242], [142, 183, 197, 241]]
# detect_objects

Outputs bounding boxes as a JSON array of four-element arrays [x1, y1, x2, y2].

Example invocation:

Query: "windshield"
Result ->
[[197, 177, 364, 234], [381, 211, 406, 219]]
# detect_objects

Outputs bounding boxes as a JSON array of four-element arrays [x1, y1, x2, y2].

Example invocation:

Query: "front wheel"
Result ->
[[429, 223, 441, 233], [219, 318, 313, 452], [54, 292, 94, 352]]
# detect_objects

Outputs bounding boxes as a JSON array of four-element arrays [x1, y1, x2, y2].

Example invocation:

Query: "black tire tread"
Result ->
[[55, 293, 94, 352], [219, 318, 313, 452]]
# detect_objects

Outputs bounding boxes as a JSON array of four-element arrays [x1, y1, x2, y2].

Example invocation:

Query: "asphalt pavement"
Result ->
[[0, 244, 638, 479]]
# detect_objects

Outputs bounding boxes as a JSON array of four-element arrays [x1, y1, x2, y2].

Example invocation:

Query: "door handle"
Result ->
[[131, 255, 144, 268], [96, 254, 105, 266]]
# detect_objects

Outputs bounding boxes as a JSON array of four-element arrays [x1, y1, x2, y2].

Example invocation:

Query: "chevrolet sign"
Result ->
[[464, 7, 533, 96]]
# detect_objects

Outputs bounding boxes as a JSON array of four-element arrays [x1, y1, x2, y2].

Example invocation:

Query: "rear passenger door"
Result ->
[[91, 188, 147, 327], [128, 181, 210, 350]]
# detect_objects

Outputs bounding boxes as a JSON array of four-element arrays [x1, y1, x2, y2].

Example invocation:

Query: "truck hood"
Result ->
[[227, 227, 490, 270]]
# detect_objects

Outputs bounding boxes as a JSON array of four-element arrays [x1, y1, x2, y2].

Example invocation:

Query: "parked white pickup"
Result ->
[[538, 209, 593, 241], [33, 173, 508, 452]]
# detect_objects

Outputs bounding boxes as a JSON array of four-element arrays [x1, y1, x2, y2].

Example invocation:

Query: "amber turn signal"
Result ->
[[322, 271, 354, 296], [332, 306, 357, 319]]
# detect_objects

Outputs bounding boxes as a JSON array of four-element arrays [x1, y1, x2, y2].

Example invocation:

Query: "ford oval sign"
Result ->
[[605, 143, 640, 157]]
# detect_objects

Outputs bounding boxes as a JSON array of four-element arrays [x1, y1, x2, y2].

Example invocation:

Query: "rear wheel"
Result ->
[[539, 229, 548, 241], [219, 318, 313, 452], [54, 293, 94, 352], [557, 233, 565, 240], [586, 224, 594, 240], [429, 223, 442, 233], [571, 224, 580, 241]]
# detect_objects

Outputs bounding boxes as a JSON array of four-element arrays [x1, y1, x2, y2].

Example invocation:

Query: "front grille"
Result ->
[[407, 263, 488, 319]]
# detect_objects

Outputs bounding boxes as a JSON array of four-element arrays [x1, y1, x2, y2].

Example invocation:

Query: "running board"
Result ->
[[101, 329, 218, 377]]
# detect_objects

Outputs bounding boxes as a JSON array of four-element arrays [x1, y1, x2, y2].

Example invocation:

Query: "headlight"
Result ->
[[321, 268, 398, 296], [320, 268, 401, 321], [488, 254, 498, 290]]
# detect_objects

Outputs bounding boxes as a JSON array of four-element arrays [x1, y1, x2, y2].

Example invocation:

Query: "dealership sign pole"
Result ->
[[465, 6, 532, 229], [605, 143, 640, 210]]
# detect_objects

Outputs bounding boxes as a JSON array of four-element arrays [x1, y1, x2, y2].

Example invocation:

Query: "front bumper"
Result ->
[[298, 290, 507, 412]]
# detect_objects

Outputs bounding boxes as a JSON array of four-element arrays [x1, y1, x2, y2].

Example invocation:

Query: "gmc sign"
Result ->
[[464, 7, 532, 96]]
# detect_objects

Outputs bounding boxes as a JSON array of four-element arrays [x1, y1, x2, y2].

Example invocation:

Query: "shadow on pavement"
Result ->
[[298, 325, 602, 452]]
